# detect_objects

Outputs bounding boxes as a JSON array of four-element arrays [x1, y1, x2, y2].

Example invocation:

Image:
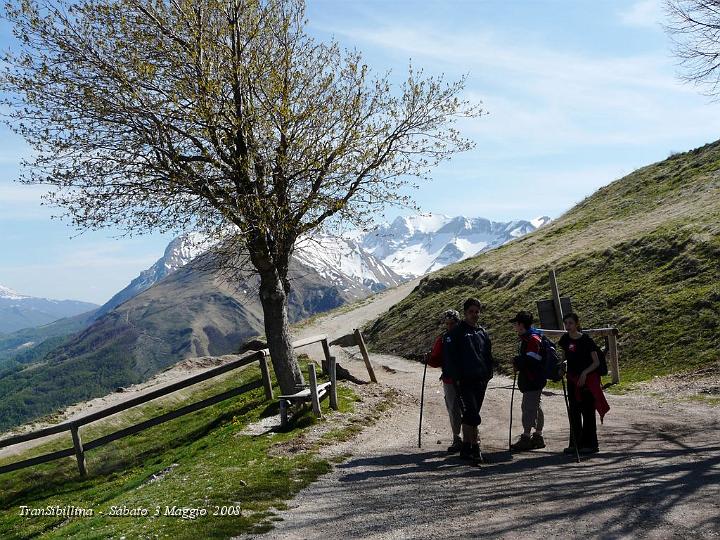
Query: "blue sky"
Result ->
[[1, 0, 720, 304]]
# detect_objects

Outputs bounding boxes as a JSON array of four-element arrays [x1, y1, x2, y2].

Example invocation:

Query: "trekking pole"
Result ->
[[418, 354, 429, 448], [561, 376, 581, 464], [508, 371, 517, 451]]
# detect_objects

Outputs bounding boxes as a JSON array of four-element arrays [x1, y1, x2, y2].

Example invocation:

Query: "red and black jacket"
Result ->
[[513, 329, 547, 392]]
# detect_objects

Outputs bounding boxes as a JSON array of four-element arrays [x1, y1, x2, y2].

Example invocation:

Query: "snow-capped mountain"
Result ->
[[0, 285, 29, 300], [359, 214, 551, 277], [294, 235, 404, 297], [0, 285, 99, 334], [98, 213, 547, 316], [98, 231, 404, 317]]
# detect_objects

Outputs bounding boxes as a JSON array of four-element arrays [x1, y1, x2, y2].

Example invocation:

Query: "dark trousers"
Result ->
[[567, 380, 598, 449], [457, 378, 489, 427]]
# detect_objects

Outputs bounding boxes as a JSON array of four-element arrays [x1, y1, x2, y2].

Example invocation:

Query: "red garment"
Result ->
[[428, 336, 444, 368], [567, 371, 610, 423], [428, 335, 453, 384]]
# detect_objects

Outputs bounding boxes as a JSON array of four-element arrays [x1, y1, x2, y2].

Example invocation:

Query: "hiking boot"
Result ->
[[563, 446, 577, 455], [471, 444, 487, 464], [510, 434, 535, 452], [579, 447, 599, 455], [447, 437, 463, 454], [460, 442, 483, 464], [531, 433, 546, 449]]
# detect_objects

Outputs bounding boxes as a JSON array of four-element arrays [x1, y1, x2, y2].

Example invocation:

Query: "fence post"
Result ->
[[353, 329, 378, 383], [259, 353, 273, 400], [321, 338, 332, 376], [279, 399, 288, 427], [329, 355, 338, 411], [608, 332, 620, 384], [70, 424, 87, 477], [309, 364, 321, 418]]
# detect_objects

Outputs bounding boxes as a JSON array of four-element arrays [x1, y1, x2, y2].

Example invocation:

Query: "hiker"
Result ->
[[558, 312, 610, 455], [443, 298, 494, 463], [426, 309, 463, 453], [509, 311, 547, 451]]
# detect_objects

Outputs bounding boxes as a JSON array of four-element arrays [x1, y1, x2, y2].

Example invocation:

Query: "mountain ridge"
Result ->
[[0, 285, 98, 334]]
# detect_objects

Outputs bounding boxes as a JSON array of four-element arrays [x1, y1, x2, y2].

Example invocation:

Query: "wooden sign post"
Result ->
[[549, 269, 564, 327], [537, 269, 621, 384]]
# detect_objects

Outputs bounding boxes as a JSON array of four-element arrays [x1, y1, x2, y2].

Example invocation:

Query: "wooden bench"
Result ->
[[278, 362, 337, 427]]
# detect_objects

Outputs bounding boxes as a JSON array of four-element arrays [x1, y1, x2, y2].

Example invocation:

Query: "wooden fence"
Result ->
[[0, 334, 333, 477], [538, 327, 621, 384]]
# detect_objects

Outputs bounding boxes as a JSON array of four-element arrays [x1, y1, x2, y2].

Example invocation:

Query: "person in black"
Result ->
[[443, 297, 493, 463], [558, 312, 601, 454]]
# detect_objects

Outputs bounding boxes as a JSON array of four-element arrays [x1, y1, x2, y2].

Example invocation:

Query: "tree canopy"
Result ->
[[666, 0, 720, 97], [1, 0, 482, 392]]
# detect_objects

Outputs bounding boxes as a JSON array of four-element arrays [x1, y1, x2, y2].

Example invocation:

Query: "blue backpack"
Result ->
[[540, 335, 562, 382]]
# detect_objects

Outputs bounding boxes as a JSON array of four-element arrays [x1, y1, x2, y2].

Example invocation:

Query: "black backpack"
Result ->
[[596, 343, 609, 377], [540, 335, 562, 382]]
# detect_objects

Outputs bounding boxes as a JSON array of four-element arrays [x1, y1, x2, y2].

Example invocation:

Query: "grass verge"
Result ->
[[0, 358, 370, 539]]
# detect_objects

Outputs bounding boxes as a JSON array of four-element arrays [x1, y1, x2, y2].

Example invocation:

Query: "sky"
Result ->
[[1, 0, 720, 304]]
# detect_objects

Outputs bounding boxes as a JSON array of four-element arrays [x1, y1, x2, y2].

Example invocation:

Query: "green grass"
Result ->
[[365, 140, 720, 386], [0, 357, 366, 539]]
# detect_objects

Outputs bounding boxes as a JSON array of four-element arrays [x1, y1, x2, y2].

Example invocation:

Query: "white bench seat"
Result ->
[[279, 382, 332, 426]]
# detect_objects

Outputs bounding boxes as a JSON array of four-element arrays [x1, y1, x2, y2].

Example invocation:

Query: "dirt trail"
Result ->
[[259, 360, 720, 539], [250, 281, 720, 539]]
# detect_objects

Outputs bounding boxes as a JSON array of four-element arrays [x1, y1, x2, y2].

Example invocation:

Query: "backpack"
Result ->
[[540, 335, 562, 382], [596, 343, 609, 377]]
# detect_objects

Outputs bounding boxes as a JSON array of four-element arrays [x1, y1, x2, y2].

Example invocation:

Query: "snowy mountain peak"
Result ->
[[161, 232, 215, 273], [531, 216, 552, 229], [359, 213, 551, 278], [0, 285, 29, 300], [389, 214, 451, 236], [294, 234, 404, 296]]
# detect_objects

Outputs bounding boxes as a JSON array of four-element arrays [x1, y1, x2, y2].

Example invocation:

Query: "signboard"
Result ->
[[536, 297, 573, 330]]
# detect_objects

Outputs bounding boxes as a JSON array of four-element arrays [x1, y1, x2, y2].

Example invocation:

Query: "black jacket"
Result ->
[[442, 321, 494, 382], [513, 329, 547, 392]]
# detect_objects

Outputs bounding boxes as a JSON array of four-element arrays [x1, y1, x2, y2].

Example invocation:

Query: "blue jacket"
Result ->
[[442, 321, 494, 382]]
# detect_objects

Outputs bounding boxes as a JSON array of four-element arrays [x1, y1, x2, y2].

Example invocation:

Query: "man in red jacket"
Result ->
[[426, 309, 462, 453]]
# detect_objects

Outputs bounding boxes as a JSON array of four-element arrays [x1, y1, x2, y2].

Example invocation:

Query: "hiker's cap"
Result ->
[[442, 309, 461, 322], [509, 310, 533, 327]]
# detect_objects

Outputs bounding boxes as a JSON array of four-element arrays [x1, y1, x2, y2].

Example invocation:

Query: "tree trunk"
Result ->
[[258, 268, 304, 395]]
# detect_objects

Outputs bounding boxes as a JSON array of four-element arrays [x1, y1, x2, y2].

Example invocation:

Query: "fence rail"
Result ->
[[0, 334, 332, 477]]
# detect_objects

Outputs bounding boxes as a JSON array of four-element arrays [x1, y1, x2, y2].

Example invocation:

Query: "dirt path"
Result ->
[[258, 359, 720, 539], [252, 288, 720, 539]]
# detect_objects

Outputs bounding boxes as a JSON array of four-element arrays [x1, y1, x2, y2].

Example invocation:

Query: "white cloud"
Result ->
[[618, 0, 664, 28], [325, 22, 720, 153]]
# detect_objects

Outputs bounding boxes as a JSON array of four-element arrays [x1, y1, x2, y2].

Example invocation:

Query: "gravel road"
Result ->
[[255, 281, 720, 540]]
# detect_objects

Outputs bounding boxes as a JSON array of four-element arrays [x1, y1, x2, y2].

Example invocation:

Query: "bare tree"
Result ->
[[666, 0, 720, 96], [1, 0, 481, 394]]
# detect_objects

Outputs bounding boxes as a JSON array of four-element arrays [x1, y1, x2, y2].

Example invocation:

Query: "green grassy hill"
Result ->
[[0, 357, 391, 539], [366, 141, 720, 384]]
